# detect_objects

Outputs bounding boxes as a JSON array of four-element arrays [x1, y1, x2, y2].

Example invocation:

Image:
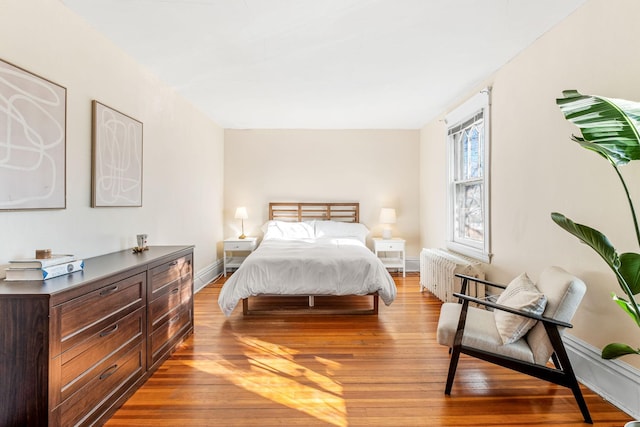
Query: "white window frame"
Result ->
[[445, 88, 491, 263]]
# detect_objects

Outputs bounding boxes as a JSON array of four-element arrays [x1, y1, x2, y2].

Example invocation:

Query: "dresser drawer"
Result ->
[[375, 241, 404, 251], [55, 342, 144, 427], [59, 308, 144, 402], [148, 275, 191, 329], [57, 273, 145, 353], [149, 305, 191, 366], [149, 255, 192, 296]]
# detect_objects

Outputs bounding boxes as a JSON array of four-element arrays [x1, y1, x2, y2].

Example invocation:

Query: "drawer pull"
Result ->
[[169, 261, 178, 266], [99, 364, 119, 380], [100, 324, 119, 337], [169, 314, 180, 324], [100, 285, 119, 296], [171, 287, 180, 295]]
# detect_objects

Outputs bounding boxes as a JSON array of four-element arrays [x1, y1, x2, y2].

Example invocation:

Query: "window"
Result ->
[[445, 89, 491, 262]]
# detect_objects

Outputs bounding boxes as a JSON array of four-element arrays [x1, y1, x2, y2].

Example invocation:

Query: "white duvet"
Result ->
[[218, 237, 397, 316]]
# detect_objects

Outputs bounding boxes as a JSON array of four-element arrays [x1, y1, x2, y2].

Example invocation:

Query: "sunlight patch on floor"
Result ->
[[188, 334, 347, 426]]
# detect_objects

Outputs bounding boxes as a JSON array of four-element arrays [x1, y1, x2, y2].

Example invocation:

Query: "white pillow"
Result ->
[[494, 273, 547, 345], [314, 220, 369, 243], [262, 220, 315, 240]]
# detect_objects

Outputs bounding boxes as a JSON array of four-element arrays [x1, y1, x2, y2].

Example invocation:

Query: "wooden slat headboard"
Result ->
[[269, 202, 359, 223]]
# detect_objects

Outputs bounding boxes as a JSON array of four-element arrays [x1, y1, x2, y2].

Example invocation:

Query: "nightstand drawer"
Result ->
[[376, 241, 404, 251], [224, 240, 256, 251]]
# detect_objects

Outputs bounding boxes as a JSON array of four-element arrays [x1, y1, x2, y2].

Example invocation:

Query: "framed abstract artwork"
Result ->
[[91, 100, 143, 207], [0, 58, 67, 210]]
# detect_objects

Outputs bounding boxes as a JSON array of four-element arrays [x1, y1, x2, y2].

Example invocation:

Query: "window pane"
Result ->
[[467, 126, 482, 179], [455, 182, 483, 242], [459, 125, 482, 180]]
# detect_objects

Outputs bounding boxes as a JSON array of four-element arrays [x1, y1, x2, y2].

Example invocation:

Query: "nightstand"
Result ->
[[373, 238, 406, 277], [223, 237, 258, 277]]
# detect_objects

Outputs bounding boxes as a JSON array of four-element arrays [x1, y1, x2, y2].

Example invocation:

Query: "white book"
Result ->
[[9, 254, 76, 269], [5, 260, 84, 281]]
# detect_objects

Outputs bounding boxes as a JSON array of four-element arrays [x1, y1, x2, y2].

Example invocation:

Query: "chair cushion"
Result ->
[[526, 266, 587, 364], [494, 273, 547, 344], [437, 302, 535, 363]]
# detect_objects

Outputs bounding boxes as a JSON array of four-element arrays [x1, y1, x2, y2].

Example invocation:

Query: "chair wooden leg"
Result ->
[[445, 345, 461, 395], [545, 324, 592, 424], [569, 379, 593, 424], [445, 299, 470, 395]]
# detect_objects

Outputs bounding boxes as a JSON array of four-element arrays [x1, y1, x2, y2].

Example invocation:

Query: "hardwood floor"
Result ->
[[106, 274, 632, 426]]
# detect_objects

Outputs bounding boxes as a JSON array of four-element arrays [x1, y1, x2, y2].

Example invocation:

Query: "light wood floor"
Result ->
[[106, 274, 632, 426]]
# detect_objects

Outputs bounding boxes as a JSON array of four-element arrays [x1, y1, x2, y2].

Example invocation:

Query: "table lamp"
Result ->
[[235, 207, 248, 239], [379, 208, 396, 239]]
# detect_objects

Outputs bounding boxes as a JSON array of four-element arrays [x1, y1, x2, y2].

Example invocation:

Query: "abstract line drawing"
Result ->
[[0, 59, 66, 210], [92, 100, 143, 207]]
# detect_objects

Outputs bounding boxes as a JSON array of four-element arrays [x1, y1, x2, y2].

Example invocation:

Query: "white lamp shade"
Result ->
[[234, 207, 248, 220], [379, 208, 396, 224]]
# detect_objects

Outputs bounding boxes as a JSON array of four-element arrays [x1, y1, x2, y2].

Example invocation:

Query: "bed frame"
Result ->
[[269, 202, 359, 223], [241, 202, 379, 315]]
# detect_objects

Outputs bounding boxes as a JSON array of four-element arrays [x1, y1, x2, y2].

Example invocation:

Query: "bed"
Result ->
[[218, 202, 397, 316]]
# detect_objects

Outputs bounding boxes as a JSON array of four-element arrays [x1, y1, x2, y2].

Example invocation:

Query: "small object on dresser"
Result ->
[[133, 234, 149, 253], [5, 259, 84, 281], [35, 249, 52, 259], [9, 254, 76, 269], [136, 234, 148, 248]]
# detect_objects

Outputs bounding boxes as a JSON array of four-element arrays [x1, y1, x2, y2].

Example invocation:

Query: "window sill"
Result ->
[[446, 241, 492, 264]]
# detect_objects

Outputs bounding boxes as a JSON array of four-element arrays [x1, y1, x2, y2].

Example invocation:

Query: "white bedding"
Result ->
[[218, 237, 397, 316]]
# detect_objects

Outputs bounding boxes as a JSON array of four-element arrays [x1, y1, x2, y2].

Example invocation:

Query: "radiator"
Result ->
[[420, 248, 484, 302]]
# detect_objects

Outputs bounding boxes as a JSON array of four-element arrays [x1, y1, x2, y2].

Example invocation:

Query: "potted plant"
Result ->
[[552, 89, 640, 360]]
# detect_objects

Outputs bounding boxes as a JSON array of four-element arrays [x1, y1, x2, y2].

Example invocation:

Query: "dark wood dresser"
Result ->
[[0, 245, 194, 427]]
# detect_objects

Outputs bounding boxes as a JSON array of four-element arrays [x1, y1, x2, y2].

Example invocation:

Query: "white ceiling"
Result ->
[[60, 0, 586, 129]]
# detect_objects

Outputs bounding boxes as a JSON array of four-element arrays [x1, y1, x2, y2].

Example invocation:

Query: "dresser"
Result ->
[[0, 245, 194, 427]]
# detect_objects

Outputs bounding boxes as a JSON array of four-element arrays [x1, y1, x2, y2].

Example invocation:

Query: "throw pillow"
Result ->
[[494, 272, 547, 345]]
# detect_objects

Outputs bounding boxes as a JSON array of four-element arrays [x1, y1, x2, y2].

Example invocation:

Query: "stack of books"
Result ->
[[5, 254, 84, 281]]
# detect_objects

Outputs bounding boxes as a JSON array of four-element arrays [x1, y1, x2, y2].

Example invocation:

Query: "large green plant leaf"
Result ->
[[551, 213, 640, 308], [556, 90, 640, 165], [619, 252, 640, 294], [602, 342, 640, 359], [612, 293, 640, 327], [550, 212, 619, 269]]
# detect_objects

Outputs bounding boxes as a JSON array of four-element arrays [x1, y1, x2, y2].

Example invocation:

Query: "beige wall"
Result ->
[[10, 0, 639, 366], [224, 129, 420, 256], [421, 0, 640, 367], [0, 0, 225, 275]]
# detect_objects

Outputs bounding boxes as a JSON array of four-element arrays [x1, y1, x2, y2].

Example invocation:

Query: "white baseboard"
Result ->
[[406, 256, 419, 272], [564, 333, 640, 419], [194, 259, 223, 293]]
